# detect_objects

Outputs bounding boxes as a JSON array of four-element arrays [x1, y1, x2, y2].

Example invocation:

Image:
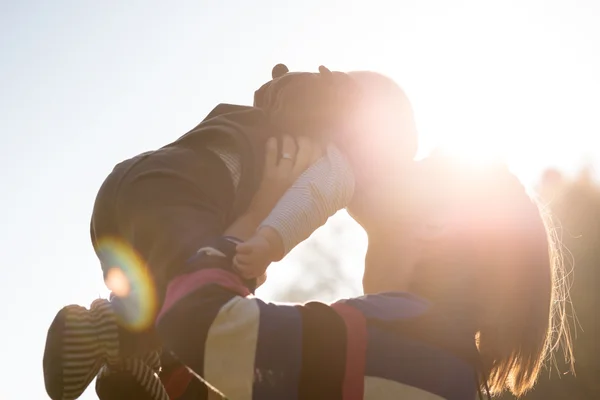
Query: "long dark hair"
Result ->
[[410, 156, 574, 396]]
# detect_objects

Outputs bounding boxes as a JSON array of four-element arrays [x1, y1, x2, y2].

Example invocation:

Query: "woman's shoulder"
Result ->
[[335, 292, 479, 400], [335, 291, 430, 321]]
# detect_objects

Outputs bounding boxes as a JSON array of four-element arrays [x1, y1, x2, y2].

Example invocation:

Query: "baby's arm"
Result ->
[[235, 145, 354, 277]]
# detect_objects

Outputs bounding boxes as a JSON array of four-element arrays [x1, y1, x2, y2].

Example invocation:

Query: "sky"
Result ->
[[1, 0, 599, 398]]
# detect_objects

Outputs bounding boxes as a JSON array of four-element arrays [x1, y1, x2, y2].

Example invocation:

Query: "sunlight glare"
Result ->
[[95, 237, 158, 332]]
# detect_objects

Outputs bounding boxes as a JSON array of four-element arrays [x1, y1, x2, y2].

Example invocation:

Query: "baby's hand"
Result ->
[[234, 234, 273, 280]]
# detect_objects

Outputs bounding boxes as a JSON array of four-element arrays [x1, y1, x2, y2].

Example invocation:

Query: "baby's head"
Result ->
[[255, 64, 418, 164], [253, 64, 362, 145], [255, 65, 419, 214]]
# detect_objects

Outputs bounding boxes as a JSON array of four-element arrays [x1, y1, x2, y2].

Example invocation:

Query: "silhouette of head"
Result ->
[[253, 63, 362, 139]]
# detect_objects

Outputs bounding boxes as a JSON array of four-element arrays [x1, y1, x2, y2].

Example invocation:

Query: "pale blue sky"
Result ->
[[1, 1, 599, 398]]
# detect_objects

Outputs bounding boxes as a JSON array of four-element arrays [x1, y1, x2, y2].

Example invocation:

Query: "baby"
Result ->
[[235, 66, 420, 278]]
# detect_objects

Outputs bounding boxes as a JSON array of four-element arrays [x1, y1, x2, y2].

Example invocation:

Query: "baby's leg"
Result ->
[[94, 146, 235, 335], [43, 146, 236, 400]]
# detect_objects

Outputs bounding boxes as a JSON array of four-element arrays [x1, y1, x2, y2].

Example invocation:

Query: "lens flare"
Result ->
[[96, 237, 157, 332], [106, 267, 131, 297]]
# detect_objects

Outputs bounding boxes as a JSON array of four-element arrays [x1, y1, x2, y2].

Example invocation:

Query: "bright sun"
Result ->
[[413, 108, 547, 189]]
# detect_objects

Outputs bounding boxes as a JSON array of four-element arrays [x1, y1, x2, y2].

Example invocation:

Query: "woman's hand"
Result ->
[[224, 134, 321, 288], [224, 135, 321, 242], [248, 135, 322, 219]]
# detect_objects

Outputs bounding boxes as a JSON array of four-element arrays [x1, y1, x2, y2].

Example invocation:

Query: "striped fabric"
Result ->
[[43, 299, 120, 400], [206, 140, 242, 189], [207, 140, 355, 257], [156, 268, 480, 400], [96, 351, 169, 400], [260, 145, 355, 255], [43, 298, 171, 400], [61, 299, 119, 399]]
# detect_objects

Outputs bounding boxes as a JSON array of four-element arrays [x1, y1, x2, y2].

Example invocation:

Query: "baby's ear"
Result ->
[[272, 63, 289, 79]]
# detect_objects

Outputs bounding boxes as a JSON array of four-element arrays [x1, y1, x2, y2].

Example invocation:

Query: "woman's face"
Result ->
[[347, 159, 440, 231], [350, 158, 461, 293]]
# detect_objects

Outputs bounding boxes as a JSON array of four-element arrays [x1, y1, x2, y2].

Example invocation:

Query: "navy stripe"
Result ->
[[365, 326, 476, 400], [253, 301, 303, 400], [341, 292, 429, 321], [297, 302, 347, 400]]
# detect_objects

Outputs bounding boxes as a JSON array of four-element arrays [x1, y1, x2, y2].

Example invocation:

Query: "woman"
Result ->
[[154, 149, 573, 399], [351, 153, 574, 398]]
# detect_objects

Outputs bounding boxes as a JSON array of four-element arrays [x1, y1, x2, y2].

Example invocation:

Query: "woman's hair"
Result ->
[[410, 154, 574, 397]]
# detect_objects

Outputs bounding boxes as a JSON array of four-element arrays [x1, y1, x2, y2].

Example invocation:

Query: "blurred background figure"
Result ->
[[538, 168, 564, 202]]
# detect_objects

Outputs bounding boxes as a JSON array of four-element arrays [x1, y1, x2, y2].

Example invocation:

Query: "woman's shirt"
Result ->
[[157, 266, 480, 400]]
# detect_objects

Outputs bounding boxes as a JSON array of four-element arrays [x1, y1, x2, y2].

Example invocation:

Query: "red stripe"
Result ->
[[332, 302, 367, 400], [161, 365, 194, 399], [157, 268, 251, 324]]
